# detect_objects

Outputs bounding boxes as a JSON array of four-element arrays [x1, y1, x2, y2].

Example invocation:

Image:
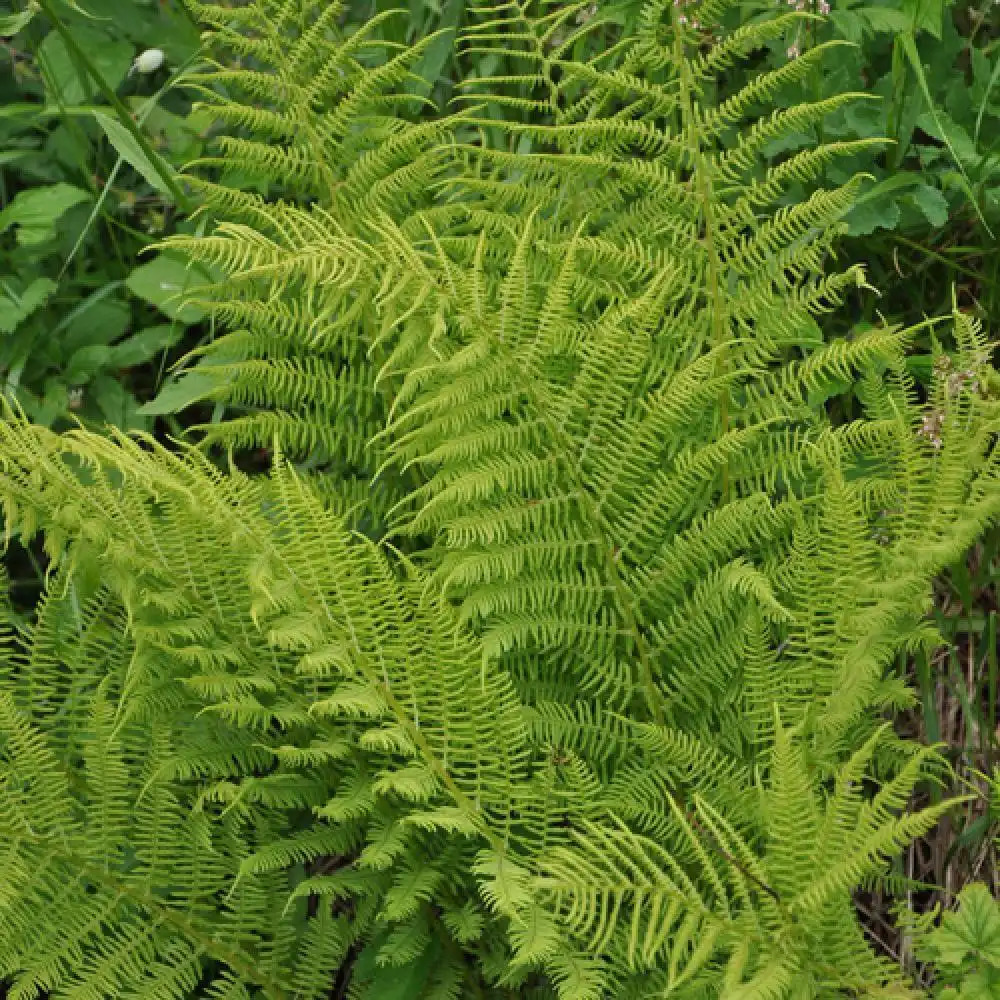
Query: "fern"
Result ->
[[0, 1, 997, 998]]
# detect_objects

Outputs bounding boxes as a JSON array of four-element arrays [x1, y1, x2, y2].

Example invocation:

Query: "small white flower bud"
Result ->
[[131, 48, 165, 76]]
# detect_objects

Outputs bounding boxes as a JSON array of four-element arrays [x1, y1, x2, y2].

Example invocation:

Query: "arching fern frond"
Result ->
[[1, 1, 999, 997]]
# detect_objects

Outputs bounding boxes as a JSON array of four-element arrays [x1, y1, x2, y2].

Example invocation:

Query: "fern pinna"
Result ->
[[0, 1, 997, 998]]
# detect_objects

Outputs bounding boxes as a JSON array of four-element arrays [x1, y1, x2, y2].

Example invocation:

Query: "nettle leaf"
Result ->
[[908, 184, 950, 227], [845, 174, 919, 235], [930, 885, 1000, 967], [0, 276, 56, 334], [0, 183, 89, 245], [856, 7, 911, 34], [916, 111, 981, 167], [829, 10, 865, 44], [63, 345, 112, 385], [959, 966, 1000, 1000], [902, 0, 947, 38]]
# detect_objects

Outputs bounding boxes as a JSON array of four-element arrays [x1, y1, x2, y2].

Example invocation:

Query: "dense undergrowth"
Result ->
[[0, 0, 998, 997]]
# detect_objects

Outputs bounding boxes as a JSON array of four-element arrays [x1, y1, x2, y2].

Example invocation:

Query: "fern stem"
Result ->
[[374, 667, 504, 846], [519, 372, 666, 726], [673, 20, 732, 501]]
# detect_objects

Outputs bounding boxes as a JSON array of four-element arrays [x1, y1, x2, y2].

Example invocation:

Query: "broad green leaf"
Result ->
[[902, 0, 946, 38], [36, 25, 132, 105], [807, 374, 853, 409], [829, 10, 864, 43], [908, 184, 950, 227], [137, 371, 219, 416], [930, 884, 1000, 966], [110, 324, 184, 369], [64, 345, 111, 385], [0, 183, 90, 245], [352, 933, 439, 1000], [901, 32, 993, 236], [846, 199, 900, 236], [0, 277, 57, 334], [94, 111, 179, 200], [61, 296, 131, 353], [916, 111, 980, 166], [857, 7, 911, 34], [958, 966, 1000, 1000], [68, 0, 202, 60], [90, 373, 148, 431], [131, 102, 205, 162], [126, 255, 209, 323], [844, 174, 919, 236], [411, 0, 463, 95]]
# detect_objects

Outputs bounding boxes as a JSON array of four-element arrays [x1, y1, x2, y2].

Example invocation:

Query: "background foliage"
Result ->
[[0, 0, 205, 435]]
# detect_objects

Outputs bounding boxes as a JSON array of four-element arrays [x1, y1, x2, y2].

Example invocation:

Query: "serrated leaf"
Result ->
[[845, 173, 919, 235], [856, 7, 911, 33], [916, 110, 980, 166], [0, 277, 57, 334], [64, 344, 111, 384], [909, 184, 950, 227], [902, 0, 946, 37], [0, 183, 89, 245], [959, 966, 1000, 1000], [829, 10, 864, 43], [930, 885, 1000, 966]]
